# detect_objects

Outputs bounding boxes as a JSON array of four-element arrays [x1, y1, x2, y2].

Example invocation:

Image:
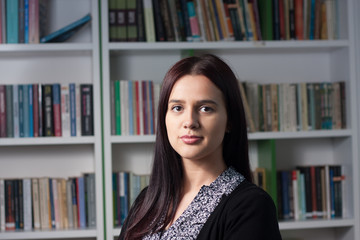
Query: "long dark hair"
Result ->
[[119, 54, 252, 240]]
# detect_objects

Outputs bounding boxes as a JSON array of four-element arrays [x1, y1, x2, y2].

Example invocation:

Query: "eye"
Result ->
[[200, 106, 213, 113], [171, 105, 183, 112]]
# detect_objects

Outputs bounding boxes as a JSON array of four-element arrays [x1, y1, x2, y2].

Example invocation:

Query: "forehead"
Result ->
[[169, 75, 224, 101]]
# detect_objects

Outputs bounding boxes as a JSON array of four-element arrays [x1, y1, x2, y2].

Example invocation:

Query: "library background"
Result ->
[[0, 0, 359, 239]]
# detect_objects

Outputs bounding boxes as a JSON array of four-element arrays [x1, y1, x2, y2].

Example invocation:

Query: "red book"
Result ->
[[295, 0, 304, 40], [142, 81, 148, 135], [5, 180, 16, 230], [52, 84, 62, 137], [279, 0, 285, 40]]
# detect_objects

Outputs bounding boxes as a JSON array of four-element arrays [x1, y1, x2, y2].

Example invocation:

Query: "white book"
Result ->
[[120, 80, 128, 135], [61, 84, 71, 137], [143, 0, 156, 42], [31, 178, 41, 230], [292, 170, 300, 220], [0, 179, 5, 231], [39, 177, 50, 230], [23, 178, 32, 231], [52, 179, 60, 229]]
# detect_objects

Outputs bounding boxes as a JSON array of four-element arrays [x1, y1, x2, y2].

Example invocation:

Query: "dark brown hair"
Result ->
[[119, 54, 252, 240]]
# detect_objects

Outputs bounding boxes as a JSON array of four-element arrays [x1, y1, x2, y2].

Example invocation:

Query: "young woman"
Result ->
[[118, 54, 282, 240]]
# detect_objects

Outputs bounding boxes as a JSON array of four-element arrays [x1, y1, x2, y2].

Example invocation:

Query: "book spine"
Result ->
[[143, 0, 156, 42], [6, 0, 18, 43], [66, 179, 74, 228], [52, 84, 62, 137], [28, 0, 39, 43], [28, 85, 34, 137], [5, 180, 15, 230], [77, 84, 82, 136], [61, 84, 70, 137], [69, 83, 77, 136], [127, 0, 138, 41], [0, 85, 6, 137], [32, 84, 39, 137], [77, 177, 86, 228], [23, 178, 32, 230], [42, 85, 54, 137], [5, 85, 13, 137], [12, 85, 19, 138], [32, 178, 41, 229], [0, 179, 4, 231], [80, 84, 94, 136]]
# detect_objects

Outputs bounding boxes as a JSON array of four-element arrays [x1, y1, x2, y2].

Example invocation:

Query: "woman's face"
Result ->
[[165, 74, 228, 164]]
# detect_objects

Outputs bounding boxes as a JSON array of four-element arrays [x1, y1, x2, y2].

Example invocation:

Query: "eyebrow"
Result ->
[[168, 99, 218, 105]]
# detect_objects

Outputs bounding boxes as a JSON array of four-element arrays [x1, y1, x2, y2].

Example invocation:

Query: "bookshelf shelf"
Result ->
[[111, 135, 156, 144], [0, 43, 94, 53], [109, 40, 349, 52], [279, 218, 355, 230], [0, 228, 97, 239], [0, 136, 95, 146]]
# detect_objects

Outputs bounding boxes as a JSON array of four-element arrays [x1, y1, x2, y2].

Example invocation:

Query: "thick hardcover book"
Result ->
[[42, 85, 54, 136], [40, 13, 91, 43], [80, 84, 94, 136]]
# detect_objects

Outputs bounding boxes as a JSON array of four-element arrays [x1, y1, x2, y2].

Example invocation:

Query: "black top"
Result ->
[[119, 178, 282, 239], [197, 180, 282, 240]]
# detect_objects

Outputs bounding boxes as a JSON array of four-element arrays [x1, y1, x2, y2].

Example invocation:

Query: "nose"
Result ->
[[183, 109, 200, 129]]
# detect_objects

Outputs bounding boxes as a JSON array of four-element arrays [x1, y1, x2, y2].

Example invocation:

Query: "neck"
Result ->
[[181, 158, 227, 192]]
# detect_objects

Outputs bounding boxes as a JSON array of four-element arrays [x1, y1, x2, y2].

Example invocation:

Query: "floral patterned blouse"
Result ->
[[143, 167, 245, 240]]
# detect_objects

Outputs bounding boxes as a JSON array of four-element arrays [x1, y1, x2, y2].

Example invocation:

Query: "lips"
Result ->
[[180, 135, 203, 144]]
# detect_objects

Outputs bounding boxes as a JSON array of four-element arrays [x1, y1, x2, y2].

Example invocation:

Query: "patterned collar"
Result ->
[[143, 167, 245, 240]]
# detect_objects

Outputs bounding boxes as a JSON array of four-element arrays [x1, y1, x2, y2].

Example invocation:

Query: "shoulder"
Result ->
[[197, 180, 282, 240]]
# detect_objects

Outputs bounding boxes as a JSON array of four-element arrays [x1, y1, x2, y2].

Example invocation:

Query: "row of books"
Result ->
[[0, 0, 47, 44], [0, 0, 92, 44], [239, 81, 346, 132], [0, 83, 94, 138], [277, 165, 344, 221], [110, 80, 160, 136], [108, 0, 340, 42], [112, 171, 150, 226], [0, 174, 96, 231]]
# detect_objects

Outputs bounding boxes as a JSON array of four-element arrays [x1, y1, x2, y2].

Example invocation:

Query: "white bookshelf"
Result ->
[[0, 0, 103, 239], [98, 1, 359, 240]]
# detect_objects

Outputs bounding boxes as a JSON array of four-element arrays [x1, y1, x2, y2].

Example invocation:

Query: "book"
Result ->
[[42, 84, 54, 137], [23, 178, 32, 230], [0, 179, 4, 231], [80, 84, 94, 136], [32, 178, 41, 229], [40, 13, 91, 43], [5, 85, 13, 138], [0, 85, 6, 137], [61, 84, 71, 137], [6, 0, 18, 43]]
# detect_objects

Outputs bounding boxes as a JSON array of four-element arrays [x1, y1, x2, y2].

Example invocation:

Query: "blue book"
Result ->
[[77, 177, 86, 228], [309, 0, 316, 40], [24, 0, 29, 43], [120, 172, 129, 225], [329, 168, 335, 218], [18, 85, 25, 137], [23, 85, 29, 137], [128, 81, 134, 135], [6, 0, 18, 43], [281, 171, 291, 219], [28, 85, 33, 137], [40, 13, 91, 43], [69, 83, 77, 136]]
